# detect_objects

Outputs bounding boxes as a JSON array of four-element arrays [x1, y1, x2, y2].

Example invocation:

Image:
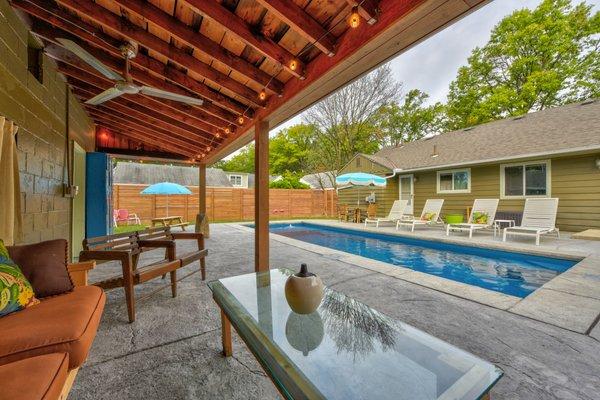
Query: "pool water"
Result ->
[[268, 223, 577, 298]]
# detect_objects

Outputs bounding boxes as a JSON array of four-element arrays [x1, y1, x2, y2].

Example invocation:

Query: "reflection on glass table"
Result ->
[[208, 269, 503, 400]]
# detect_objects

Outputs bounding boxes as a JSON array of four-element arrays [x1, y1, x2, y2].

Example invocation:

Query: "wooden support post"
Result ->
[[197, 163, 209, 237], [254, 119, 269, 272], [220, 309, 232, 357]]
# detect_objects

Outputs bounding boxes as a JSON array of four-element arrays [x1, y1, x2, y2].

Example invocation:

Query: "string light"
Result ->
[[348, 6, 361, 28], [289, 59, 298, 71], [238, 116, 245, 125], [259, 89, 267, 101], [215, 132, 221, 139], [224, 127, 231, 134], [206, 146, 211, 152]]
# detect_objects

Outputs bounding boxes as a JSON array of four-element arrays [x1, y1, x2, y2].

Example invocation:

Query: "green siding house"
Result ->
[[338, 100, 600, 232]]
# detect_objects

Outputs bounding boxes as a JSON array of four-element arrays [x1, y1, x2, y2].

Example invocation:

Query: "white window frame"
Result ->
[[436, 168, 471, 194], [500, 160, 551, 199], [229, 174, 243, 187]]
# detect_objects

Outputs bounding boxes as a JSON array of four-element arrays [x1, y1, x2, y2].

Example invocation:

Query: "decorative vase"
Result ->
[[284, 264, 324, 315]]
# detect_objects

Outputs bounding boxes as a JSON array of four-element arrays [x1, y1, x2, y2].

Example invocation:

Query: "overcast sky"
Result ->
[[226, 0, 599, 157]]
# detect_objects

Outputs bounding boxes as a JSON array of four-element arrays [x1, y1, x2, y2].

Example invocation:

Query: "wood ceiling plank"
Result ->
[[255, 0, 337, 56], [14, 0, 250, 118], [181, 0, 305, 78], [112, 0, 283, 95], [54, 0, 265, 106], [96, 123, 193, 156]]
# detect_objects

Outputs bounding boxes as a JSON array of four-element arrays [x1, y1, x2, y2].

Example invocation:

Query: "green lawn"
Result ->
[[113, 224, 147, 234]]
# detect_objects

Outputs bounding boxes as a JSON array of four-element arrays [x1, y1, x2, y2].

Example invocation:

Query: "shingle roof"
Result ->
[[113, 162, 233, 187], [300, 171, 337, 189], [369, 100, 600, 172]]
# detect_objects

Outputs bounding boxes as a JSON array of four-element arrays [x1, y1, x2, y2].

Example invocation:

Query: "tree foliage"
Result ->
[[373, 89, 445, 147], [269, 172, 311, 189], [445, 0, 600, 129], [212, 145, 255, 173]]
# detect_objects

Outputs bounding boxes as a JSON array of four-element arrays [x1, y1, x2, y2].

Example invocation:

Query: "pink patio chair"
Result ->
[[113, 209, 141, 226]]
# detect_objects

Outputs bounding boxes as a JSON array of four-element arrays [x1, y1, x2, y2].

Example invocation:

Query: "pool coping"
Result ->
[[227, 221, 600, 336]]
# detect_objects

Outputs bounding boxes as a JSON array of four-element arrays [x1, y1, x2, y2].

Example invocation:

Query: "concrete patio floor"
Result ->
[[73, 223, 600, 400]]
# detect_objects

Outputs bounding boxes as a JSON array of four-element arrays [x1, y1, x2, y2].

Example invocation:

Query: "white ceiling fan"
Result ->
[[57, 38, 204, 106]]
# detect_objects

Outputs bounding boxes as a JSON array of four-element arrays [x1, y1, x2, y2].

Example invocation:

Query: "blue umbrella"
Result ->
[[141, 182, 192, 216], [336, 172, 387, 205]]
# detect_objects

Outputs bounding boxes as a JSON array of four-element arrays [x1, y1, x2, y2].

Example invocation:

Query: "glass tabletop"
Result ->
[[209, 269, 502, 400]]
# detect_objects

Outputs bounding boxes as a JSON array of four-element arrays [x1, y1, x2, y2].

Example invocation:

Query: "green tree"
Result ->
[[269, 124, 317, 175], [212, 144, 255, 172], [374, 89, 445, 147], [269, 172, 311, 189], [445, 0, 600, 130]]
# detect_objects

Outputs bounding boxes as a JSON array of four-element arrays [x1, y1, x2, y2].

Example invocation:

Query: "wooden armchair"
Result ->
[[338, 204, 350, 222]]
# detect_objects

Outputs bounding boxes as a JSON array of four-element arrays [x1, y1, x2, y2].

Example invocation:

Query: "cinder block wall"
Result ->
[[0, 0, 95, 244]]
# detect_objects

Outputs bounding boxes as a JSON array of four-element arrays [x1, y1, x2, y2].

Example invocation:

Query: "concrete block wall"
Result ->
[[0, 0, 95, 244]]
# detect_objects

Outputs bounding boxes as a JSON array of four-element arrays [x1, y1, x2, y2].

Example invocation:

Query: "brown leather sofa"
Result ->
[[0, 240, 106, 400]]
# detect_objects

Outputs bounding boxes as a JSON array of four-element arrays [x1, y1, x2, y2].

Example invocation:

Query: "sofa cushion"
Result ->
[[0, 239, 39, 317], [0, 353, 69, 400], [7, 239, 73, 298], [0, 286, 105, 369]]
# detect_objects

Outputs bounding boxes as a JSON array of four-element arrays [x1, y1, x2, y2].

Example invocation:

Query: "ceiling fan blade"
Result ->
[[85, 87, 124, 105], [57, 38, 123, 81], [139, 86, 204, 105]]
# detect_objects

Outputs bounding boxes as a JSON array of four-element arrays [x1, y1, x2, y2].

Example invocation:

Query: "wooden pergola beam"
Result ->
[[97, 124, 195, 157], [59, 63, 219, 141], [112, 0, 283, 96], [85, 107, 207, 153], [55, 0, 265, 107], [181, 0, 305, 78], [88, 111, 202, 156], [14, 0, 250, 118], [346, 0, 380, 25], [67, 79, 214, 147], [255, 0, 336, 56]]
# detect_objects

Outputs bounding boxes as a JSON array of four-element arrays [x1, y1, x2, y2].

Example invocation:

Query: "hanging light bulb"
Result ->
[[224, 127, 231, 134], [238, 116, 245, 125], [259, 89, 267, 101], [289, 59, 298, 71], [215, 132, 221, 139], [206, 146, 211, 152], [348, 6, 361, 28]]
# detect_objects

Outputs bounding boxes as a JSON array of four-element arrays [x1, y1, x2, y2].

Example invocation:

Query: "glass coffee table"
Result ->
[[209, 269, 502, 400]]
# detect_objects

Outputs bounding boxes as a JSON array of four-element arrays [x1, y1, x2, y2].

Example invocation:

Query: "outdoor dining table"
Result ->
[[150, 216, 186, 229], [209, 269, 503, 400]]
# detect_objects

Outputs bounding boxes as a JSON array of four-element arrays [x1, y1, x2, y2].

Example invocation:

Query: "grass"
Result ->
[[113, 224, 147, 234]]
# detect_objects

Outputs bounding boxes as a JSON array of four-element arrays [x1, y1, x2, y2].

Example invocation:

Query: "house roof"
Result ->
[[301, 171, 337, 189], [366, 100, 600, 172], [113, 162, 232, 187]]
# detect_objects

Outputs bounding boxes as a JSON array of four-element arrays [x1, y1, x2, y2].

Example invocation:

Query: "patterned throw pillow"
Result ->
[[0, 240, 39, 317], [422, 212, 437, 222], [472, 212, 489, 225]]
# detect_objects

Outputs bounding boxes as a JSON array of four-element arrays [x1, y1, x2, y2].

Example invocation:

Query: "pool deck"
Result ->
[[233, 220, 600, 336], [74, 223, 600, 400]]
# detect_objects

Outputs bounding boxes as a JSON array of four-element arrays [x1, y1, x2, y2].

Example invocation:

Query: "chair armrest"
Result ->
[[137, 240, 175, 248], [171, 232, 203, 240], [79, 250, 132, 263], [67, 260, 96, 287]]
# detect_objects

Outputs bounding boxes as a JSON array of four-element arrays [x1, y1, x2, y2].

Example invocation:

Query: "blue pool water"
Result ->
[[268, 223, 578, 297]]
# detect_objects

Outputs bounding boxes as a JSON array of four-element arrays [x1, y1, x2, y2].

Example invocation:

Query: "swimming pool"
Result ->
[[268, 222, 577, 298]]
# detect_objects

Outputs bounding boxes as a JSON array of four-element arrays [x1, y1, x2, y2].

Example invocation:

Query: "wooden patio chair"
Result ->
[[338, 204, 350, 222]]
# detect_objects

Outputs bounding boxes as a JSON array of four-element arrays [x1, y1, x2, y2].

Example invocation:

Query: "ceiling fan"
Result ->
[[57, 38, 204, 106]]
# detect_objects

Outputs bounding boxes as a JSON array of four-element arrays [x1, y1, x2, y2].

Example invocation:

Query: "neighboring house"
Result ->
[[224, 172, 281, 188], [301, 171, 337, 190], [113, 162, 233, 187], [338, 100, 600, 232]]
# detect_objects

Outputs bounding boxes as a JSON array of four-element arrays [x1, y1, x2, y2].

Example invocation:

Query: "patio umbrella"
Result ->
[[141, 182, 192, 216], [336, 172, 386, 205]]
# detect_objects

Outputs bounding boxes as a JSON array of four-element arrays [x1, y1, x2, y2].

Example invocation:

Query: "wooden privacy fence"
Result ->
[[113, 184, 338, 223]]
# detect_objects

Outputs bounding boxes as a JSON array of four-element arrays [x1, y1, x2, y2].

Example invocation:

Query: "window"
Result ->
[[229, 175, 242, 187], [27, 45, 43, 83], [437, 169, 471, 193], [500, 161, 550, 198]]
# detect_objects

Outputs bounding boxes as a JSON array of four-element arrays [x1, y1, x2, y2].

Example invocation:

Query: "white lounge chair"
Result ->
[[364, 200, 409, 227], [446, 199, 499, 238], [503, 198, 560, 245], [397, 199, 445, 232]]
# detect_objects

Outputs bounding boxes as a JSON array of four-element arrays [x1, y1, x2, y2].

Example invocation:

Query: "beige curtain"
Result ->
[[0, 117, 22, 245]]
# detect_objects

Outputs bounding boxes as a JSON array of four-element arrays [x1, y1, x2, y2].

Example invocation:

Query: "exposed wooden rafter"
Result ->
[[111, 0, 284, 96], [181, 0, 306, 78], [255, 0, 337, 56], [53, 0, 265, 107]]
